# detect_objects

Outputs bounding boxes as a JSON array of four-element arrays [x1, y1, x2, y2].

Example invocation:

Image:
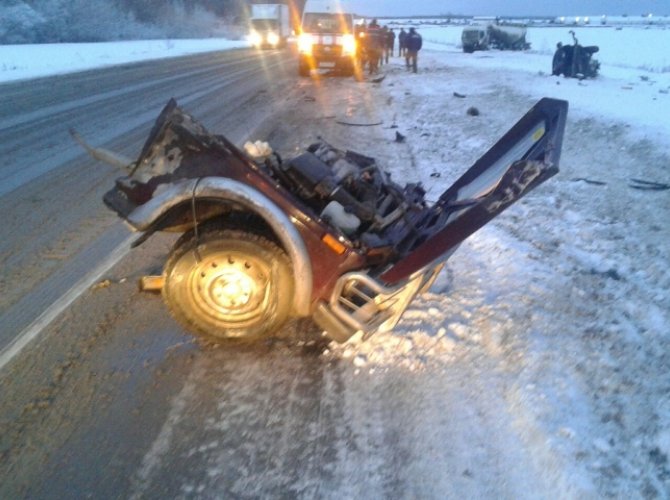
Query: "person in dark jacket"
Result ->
[[379, 26, 388, 66], [398, 28, 407, 57], [405, 27, 422, 73], [385, 27, 395, 64]]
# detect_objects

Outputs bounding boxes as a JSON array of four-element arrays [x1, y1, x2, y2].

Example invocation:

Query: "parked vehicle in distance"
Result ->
[[552, 30, 600, 79], [297, 0, 358, 76], [75, 98, 567, 343], [248, 3, 291, 49]]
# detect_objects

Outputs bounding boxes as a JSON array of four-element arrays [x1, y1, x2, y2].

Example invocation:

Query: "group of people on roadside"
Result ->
[[358, 20, 423, 75]]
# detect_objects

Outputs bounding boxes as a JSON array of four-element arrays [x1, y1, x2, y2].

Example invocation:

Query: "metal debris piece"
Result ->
[[571, 177, 607, 186], [139, 275, 165, 292], [628, 178, 670, 191]]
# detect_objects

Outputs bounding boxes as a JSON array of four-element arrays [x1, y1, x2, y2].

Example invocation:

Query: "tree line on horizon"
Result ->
[[0, 0, 308, 44]]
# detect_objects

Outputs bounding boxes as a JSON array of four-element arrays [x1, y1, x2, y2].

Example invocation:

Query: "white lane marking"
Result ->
[[129, 358, 203, 499], [0, 234, 137, 371]]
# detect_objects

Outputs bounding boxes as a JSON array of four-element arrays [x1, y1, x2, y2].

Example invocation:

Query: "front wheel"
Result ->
[[163, 228, 294, 340]]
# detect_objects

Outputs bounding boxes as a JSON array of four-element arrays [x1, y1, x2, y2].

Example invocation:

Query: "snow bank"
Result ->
[[0, 38, 250, 83]]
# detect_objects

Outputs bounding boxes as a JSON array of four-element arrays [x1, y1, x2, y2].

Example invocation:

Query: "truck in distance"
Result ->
[[248, 3, 291, 49]]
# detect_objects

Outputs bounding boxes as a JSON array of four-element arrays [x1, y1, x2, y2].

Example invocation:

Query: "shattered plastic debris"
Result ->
[[92, 279, 112, 290]]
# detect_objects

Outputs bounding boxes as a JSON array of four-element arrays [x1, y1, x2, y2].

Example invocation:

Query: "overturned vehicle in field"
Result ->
[[77, 98, 567, 343], [552, 30, 600, 79]]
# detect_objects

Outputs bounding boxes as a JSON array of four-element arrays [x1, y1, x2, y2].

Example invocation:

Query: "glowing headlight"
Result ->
[[249, 31, 262, 47], [267, 32, 279, 46], [342, 34, 356, 56], [298, 33, 313, 54]]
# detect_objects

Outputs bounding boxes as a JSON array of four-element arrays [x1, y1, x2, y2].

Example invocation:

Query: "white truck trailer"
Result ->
[[249, 3, 291, 48]]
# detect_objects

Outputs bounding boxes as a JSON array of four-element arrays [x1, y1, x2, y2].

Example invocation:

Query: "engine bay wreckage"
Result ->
[[77, 97, 568, 343]]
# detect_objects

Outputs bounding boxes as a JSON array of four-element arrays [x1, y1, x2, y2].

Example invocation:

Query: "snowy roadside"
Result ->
[[323, 48, 669, 496], [0, 38, 250, 83]]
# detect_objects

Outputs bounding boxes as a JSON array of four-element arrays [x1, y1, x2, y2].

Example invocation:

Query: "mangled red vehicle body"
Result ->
[[78, 98, 567, 342]]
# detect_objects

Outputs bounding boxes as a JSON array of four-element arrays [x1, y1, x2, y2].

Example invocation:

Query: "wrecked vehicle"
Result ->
[[552, 30, 600, 79], [462, 22, 530, 53], [76, 98, 567, 343], [461, 26, 489, 53]]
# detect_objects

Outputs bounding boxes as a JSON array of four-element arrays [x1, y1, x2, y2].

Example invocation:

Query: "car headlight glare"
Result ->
[[267, 32, 279, 46]]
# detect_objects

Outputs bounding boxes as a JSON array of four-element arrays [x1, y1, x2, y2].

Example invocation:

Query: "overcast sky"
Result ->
[[347, 1, 667, 17]]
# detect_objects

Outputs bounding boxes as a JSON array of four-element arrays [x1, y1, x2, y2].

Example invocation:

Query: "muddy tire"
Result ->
[[163, 227, 294, 340]]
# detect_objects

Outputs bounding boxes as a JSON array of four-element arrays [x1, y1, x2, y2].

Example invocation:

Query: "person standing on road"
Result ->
[[379, 26, 388, 66], [385, 28, 395, 64], [405, 27, 422, 73], [365, 19, 384, 74], [398, 28, 407, 57]]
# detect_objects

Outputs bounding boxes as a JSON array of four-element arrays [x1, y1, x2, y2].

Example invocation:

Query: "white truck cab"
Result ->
[[297, 0, 357, 76]]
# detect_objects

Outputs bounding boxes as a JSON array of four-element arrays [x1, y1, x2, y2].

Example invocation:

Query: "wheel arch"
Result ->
[[127, 177, 313, 316]]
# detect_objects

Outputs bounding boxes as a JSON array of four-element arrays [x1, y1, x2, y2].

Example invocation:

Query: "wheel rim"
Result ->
[[187, 250, 271, 326], [164, 228, 294, 340]]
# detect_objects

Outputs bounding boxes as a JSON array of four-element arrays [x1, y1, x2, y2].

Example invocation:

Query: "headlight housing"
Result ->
[[298, 33, 313, 54]]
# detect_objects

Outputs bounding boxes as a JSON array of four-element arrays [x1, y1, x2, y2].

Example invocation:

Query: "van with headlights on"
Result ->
[[297, 0, 357, 76]]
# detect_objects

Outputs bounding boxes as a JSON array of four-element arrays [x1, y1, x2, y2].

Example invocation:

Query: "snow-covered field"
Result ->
[[418, 24, 670, 148], [1, 24, 669, 496], [421, 24, 670, 73]]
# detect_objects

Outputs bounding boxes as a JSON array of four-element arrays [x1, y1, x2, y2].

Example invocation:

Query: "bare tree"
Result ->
[[0, 0, 250, 43]]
